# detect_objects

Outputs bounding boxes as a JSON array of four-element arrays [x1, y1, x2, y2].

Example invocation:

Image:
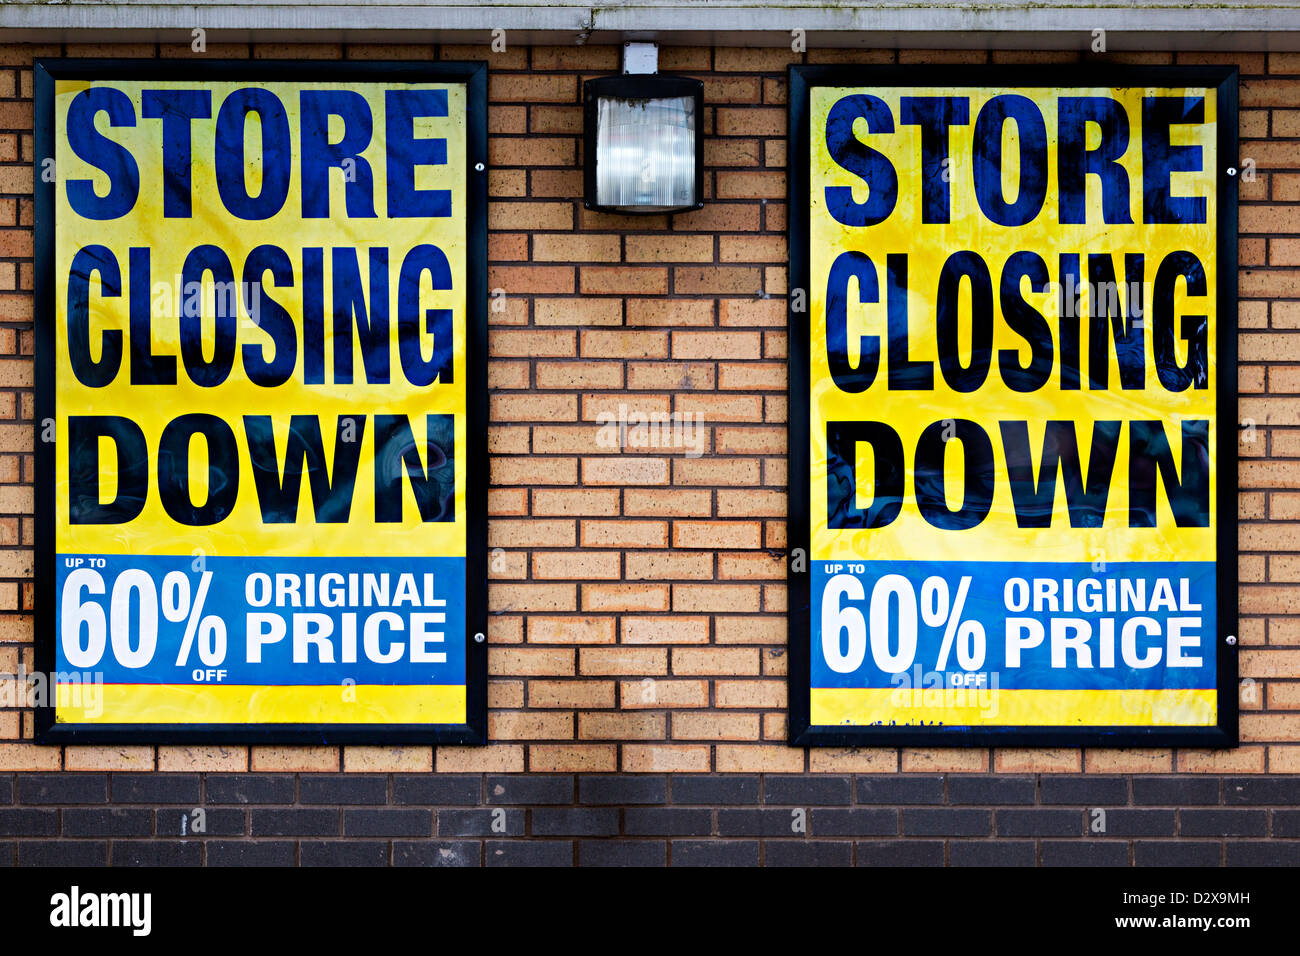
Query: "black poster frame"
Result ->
[[33, 58, 489, 745], [786, 64, 1239, 748]]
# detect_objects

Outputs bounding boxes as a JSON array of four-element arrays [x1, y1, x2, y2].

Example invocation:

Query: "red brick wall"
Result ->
[[0, 40, 1293, 782]]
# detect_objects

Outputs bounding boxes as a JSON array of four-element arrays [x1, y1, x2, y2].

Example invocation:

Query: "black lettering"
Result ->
[[825, 420, 904, 529], [936, 252, 993, 393], [373, 414, 455, 523], [914, 419, 994, 530], [244, 415, 364, 523], [1000, 420, 1121, 528], [67, 416, 147, 524], [1129, 419, 1210, 527], [156, 414, 239, 526]]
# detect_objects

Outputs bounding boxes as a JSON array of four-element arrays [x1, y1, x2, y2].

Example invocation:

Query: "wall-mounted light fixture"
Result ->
[[583, 42, 704, 215]]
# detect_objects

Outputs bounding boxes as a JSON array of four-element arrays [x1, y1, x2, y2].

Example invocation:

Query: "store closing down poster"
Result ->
[[788, 67, 1238, 746], [35, 61, 487, 743]]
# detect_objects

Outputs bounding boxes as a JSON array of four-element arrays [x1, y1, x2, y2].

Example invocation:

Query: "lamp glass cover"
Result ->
[[594, 94, 696, 211]]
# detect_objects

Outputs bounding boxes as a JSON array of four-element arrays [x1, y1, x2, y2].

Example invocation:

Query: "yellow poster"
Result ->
[[37, 63, 486, 740], [794, 70, 1236, 745]]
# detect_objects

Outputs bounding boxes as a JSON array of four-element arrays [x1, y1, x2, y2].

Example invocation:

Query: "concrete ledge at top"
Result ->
[[3, 1, 1300, 50]]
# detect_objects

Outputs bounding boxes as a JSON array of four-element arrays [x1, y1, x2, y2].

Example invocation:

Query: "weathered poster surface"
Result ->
[[36, 61, 487, 742], [789, 67, 1238, 745]]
